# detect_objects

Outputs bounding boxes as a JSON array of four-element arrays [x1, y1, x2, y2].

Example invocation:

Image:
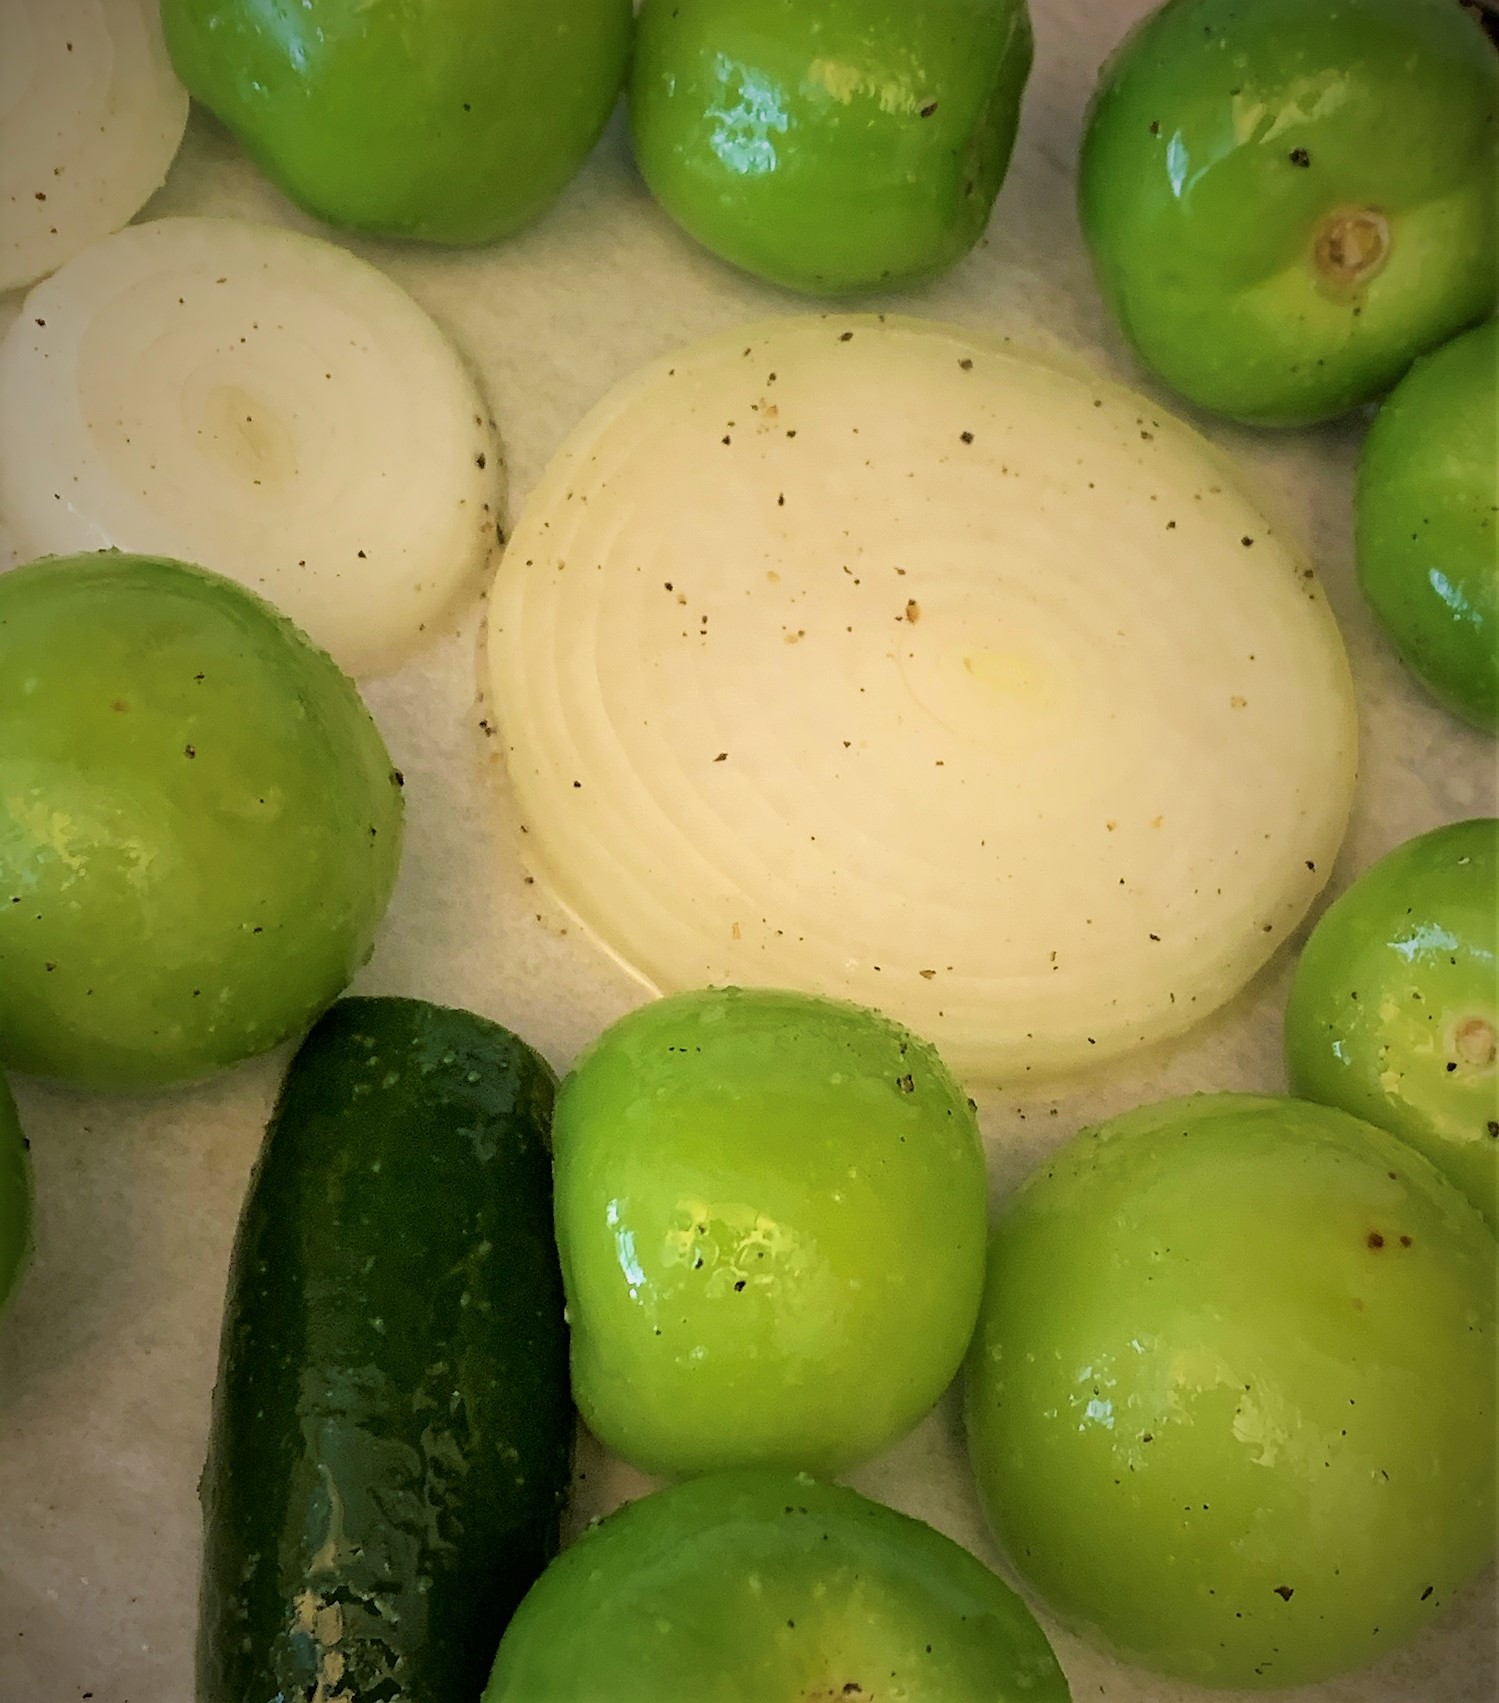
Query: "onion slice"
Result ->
[[487, 316, 1357, 1082], [0, 216, 500, 676], [0, 0, 189, 292]]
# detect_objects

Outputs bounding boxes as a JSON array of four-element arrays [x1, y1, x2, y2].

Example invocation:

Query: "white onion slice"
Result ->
[[0, 216, 501, 676], [487, 316, 1357, 1082], [0, 0, 189, 292]]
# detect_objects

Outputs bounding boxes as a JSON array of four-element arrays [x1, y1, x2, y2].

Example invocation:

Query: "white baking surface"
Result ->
[[0, 2, 1494, 1698]]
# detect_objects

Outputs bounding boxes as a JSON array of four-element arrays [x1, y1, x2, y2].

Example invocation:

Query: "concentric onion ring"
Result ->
[[0, 0, 189, 292], [0, 216, 500, 676], [488, 316, 1357, 1081]]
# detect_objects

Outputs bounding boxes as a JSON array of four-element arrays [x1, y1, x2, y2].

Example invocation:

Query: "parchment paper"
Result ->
[[1, 2, 1495, 1698]]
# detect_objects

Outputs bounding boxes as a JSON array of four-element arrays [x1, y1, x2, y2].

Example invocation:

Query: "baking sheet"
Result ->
[[0, 1, 1495, 1697]]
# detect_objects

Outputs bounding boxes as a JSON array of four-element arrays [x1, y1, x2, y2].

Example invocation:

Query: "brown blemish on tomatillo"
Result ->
[[1312, 207, 1390, 295], [1454, 1016, 1496, 1069]]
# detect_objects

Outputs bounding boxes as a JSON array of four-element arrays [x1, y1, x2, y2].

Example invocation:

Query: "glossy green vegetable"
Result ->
[[965, 1092, 1497, 1689], [0, 554, 402, 1090], [1356, 320, 1499, 731], [1079, 0, 1499, 425], [552, 987, 987, 1476], [200, 997, 571, 1703], [161, 0, 632, 245], [1287, 819, 1498, 1228], [485, 1470, 1072, 1702], [629, 0, 1034, 294], [0, 1072, 31, 1317]]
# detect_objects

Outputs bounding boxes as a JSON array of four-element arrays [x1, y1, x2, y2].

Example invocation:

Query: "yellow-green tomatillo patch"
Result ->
[[1079, 0, 1498, 425], [965, 1092, 1497, 1689], [0, 554, 403, 1090]]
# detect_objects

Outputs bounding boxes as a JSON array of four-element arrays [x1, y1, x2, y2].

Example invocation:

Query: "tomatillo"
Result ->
[[0, 554, 403, 1090], [485, 1472, 1071, 1703], [550, 987, 987, 1478], [629, 0, 1034, 294], [965, 1091, 1496, 1688], [1079, 0, 1498, 424], [161, 0, 633, 245], [1356, 319, 1499, 732], [1287, 818, 1499, 1229]]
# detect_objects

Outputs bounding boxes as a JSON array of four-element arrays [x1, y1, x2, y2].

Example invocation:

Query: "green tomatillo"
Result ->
[[1287, 818, 1499, 1229], [160, 0, 633, 245], [484, 1471, 1072, 1703], [0, 554, 403, 1091], [1356, 319, 1499, 731], [550, 986, 988, 1478], [1079, 0, 1499, 425], [628, 0, 1034, 294], [965, 1091, 1496, 1689]]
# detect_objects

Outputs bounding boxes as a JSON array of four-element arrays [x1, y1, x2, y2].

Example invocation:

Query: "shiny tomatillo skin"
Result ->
[[965, 1091, 1496, 1689], [0, 554, 403, 1089], [1355, 319, 1499, 732], [629, 0, 1034, 294], [484, 1472, 1072, 1703], [160, 0, 633, 245], [1287, 818, 1499, 1229], [551, 986, 988, 1477], [1079, 0, 1498, 425]]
